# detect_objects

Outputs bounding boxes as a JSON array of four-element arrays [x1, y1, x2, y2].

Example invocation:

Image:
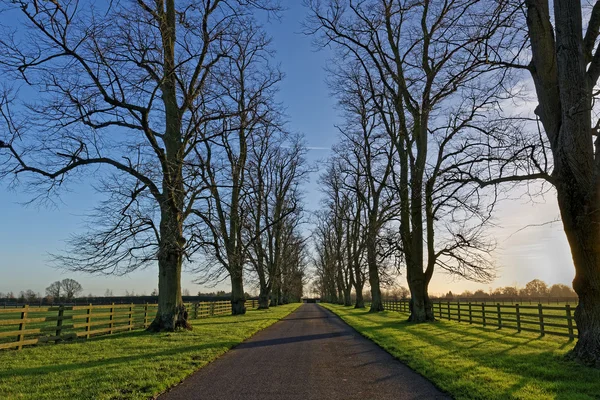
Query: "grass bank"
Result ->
[[0, 303, 300, 400], [321, 303, 600, 400]]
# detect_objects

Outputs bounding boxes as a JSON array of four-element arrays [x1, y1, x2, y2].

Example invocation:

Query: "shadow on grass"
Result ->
[[328, 305, 600, 399], [0, 341, 236, 379]]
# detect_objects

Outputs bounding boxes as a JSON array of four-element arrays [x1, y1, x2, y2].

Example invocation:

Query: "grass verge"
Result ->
[[321, 303, 600, 400], [0, 303, 301, 400]]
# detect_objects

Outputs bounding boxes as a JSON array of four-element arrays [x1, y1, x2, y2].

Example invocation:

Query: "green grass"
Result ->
[[322, 303, 600, 400], [0, 303, 300, 400]]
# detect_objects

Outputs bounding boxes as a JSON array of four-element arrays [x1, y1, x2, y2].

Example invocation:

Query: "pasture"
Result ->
[[323, 303, 600, 400], [0, 301, 248, 350], [0, 303, 300, 400]]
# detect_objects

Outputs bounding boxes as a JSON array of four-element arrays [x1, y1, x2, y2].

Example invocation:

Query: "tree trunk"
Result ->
[[258, 286, 270, 310], [355, 285, 365, 308], [148, 207, 190, 331], [367, 232, 383, 312], [148, 0, 190, 332], [230, 273, 246, 315], [343, 287, 352, 306], [558, 183, 600, 366], [407, 275, 434, 322]]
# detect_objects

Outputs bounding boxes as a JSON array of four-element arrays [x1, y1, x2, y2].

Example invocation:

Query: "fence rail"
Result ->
[[0, 299, 258, 351], [382, 300, 578, 339]]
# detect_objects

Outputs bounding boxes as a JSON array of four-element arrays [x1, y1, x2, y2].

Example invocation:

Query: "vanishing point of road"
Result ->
[[160, 303, 449, 400]]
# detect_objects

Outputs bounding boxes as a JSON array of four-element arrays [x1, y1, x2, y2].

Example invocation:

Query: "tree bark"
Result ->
[[343, 286, 352, 306], [149, 206, 190, 331], [354, 284, 365, 308], [407, 274, 434, 322], [258, 281, 270, 309], [558, 183, 600, 366], [148, 0, 189, 332], [524, 0, 600, 366], [367, 225, 384, 312], [230, 273, 246, 315]]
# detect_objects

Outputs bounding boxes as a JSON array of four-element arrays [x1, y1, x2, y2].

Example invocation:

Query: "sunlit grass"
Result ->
[[0, 303, 300, 400], [322, 303, 599, 400]]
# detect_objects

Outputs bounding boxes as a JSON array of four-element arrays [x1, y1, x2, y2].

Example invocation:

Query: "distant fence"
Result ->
[[0, 295, 256, 308], [0, 300, 258, 351], [427, 297, 578, 305], [382, 300, 577, 340]]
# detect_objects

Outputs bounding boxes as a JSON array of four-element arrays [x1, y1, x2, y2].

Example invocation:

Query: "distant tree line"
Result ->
[[439, 280, 577, 300]]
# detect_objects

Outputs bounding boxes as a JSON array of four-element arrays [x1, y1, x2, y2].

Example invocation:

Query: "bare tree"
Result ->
[[279, 222, 308, 303], [307, 0, 505, 321], [329, 64, 399, 311], [45, 281, 62, 301], [0, 0, 278, 330], [318, 160, 356, 306], [189, 19, 283, 314], [61, 278, 83, 300], [313, 209, 341, 304], [245, 131, 308, 308]]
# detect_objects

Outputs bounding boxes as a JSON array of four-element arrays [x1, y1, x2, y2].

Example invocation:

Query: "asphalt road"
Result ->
[[159, 303, 449, 400]]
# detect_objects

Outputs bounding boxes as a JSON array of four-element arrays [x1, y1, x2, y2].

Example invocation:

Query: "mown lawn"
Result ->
[[322, 303, 600, 400], [0, 303, 300, 400]]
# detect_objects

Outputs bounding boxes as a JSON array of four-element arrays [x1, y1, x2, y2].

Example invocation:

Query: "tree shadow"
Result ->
[[0, 341, 235, 379], [335, 307, 599, 399], [236, 331, 349, 349]]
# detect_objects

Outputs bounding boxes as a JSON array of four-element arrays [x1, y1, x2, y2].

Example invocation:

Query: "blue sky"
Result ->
[[0, 3, 576, 297]]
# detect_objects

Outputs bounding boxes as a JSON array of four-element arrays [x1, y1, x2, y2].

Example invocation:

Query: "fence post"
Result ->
[[566, 304, 574, 340], [538, 303, 545, 336], [468, 302, 472, 324], [516, 304, 521, 333], [447, 301, 451, 320], [497, 303, 502, 328], [17, 304, 29, 350], [194, 303, 199, 319], [129, 303, 133, 331], [109, 303, 115, 334], [144, 303, 149, 328], [482, 303, 486, 327], [86, 303, 92, 339], [55, 305, 64, 343], [457, 302, 461, 323], [438, 302, 442, 319], [210, 302, 215, 317]]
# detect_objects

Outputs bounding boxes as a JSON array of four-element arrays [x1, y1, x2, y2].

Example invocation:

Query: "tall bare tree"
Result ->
[[319, 159, 355, 306], [245, 131, 308, 308], [329, 64, 398, 311], [0, 0, 278, 330], [61, 278, 83, 300], [307, 0, 504, 321], [188, 18, 283, 314]]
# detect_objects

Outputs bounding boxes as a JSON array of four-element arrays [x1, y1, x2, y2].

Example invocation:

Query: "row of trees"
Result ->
[[443, 281, 577, 300], [0, 278, 83, 303], [0, 0, 306, 330], [307, 0, 600, 366], [45, 278, 83, 301]]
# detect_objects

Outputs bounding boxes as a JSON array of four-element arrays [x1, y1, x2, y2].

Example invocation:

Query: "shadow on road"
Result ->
[[236, 331, 349, 349]]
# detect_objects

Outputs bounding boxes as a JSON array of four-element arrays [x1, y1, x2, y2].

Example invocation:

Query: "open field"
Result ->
[[0, 301, 248, 350], [322, 303, 600, 400], [0, 303, 300, 400]]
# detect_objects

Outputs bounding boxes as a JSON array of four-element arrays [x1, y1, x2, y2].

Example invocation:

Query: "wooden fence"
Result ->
[[382, 300, 578, 339], [0, 300, 259, 351]]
